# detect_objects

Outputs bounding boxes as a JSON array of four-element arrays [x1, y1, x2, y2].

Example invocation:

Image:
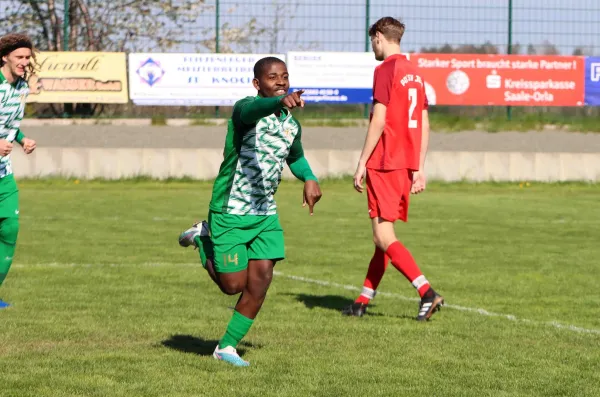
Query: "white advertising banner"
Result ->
[[129, 53, 285, 106], [286, 51, 383, 103]]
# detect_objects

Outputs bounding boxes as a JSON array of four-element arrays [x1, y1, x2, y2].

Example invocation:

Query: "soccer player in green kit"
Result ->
[[0, 34, 37, 309], [178, 57, 322, 367]]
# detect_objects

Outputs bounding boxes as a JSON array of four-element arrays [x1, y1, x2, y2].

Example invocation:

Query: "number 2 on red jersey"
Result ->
[[408, 87, 418, 129]]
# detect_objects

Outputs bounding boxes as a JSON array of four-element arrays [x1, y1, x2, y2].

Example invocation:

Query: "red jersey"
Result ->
[[366, 54, 428, 171]]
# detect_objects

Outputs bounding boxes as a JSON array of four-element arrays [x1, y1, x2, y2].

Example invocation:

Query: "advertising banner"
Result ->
[[129, 53, 285, 106], [412, 54, 584, 106], [27, 52, 128, 103], [286, 51, 382, 104], [584, 57, 600, 106]]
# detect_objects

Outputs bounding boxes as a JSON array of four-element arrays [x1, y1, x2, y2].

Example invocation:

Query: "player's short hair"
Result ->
[[0, 33, 37, 77], [369, 17, 406, 44], [253, 57, 286, 78]]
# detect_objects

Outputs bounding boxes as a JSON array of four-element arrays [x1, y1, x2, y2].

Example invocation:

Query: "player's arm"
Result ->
[[411, 87, 430, 194], [358, 62, 391, 165], [353, 103, 386, 192], [15, 128, 25, 144], [286, 125, 318, 182], [419, 109, 430, 171], [286, 123, 321, 215], [354, 62, 392, 193], [234, 91, 304, 126], [235, 96, 285, 125], [358, 102, 386, 167], [15, 128, 36, 154]]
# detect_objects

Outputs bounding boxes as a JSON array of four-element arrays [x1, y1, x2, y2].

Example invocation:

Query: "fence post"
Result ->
[[63, 0, 70, 50], [63, 0, 72, 118], [215, 0, 221, 118], [363, 0, 370, 119], [506, 0, 513, 121]]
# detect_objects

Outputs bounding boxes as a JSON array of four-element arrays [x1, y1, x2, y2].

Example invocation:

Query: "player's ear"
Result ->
[[252, 77, 260, 92]]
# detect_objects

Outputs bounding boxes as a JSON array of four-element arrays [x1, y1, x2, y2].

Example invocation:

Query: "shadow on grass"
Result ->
[[290, 293, 355, 310], [161, 334, 261, 357], [286, 293, 420, 321], [284, 293, 384, 316]]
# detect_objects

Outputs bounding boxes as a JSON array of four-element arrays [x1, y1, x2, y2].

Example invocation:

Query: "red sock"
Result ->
[[355, 247, 389, 304], [385, 241, 430, 298]]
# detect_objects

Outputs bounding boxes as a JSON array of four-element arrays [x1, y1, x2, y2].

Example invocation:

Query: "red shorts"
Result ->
[[366, 168, 413, 222]]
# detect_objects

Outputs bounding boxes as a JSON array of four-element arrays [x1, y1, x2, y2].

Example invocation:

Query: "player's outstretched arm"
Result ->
[[286, 124, 321, 215], [235, 96, 284, 125], [411, 109, 429, 194], [353, 102, 386, 193], [236, 90, 305, 125]]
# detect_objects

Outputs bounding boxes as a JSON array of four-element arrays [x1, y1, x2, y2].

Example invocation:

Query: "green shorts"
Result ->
[[209, 210, 284, 273], [0, 175, 19, 219]]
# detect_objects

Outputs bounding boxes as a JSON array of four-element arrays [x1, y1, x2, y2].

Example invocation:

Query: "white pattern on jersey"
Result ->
[[0, 75, 29, 178], [226, 112, 300, 215]]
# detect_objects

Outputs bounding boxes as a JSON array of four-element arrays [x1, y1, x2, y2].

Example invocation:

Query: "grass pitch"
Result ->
[[1, 179, 599, 397]]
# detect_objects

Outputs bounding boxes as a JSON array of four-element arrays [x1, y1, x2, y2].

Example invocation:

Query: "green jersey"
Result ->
[[209, 95, 317, 216], [0, 71, 28, 179]]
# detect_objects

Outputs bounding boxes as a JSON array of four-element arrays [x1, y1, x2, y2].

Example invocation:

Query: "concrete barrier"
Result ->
[[10, 148, 600, 182]]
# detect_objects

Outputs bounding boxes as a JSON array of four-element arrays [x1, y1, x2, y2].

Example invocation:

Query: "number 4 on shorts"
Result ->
[[222, 253, 239, 267]]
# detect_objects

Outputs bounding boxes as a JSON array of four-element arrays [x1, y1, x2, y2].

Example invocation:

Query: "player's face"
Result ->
[[3, 48, 32, 78], [371, 33, 384, 61], [254, 62, 290, 97]]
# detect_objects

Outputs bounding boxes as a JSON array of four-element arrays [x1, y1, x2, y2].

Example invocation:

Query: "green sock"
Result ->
[[0, 217, 18, 288], [219, 310, 254, 349], [193, 235, 214, 269], [0, 249, 15, 287]]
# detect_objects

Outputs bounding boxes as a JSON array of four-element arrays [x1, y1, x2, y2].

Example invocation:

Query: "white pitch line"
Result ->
[[273, 271, 600, 336], [12, 262, 201, 269], [11, 263, 600, 336]]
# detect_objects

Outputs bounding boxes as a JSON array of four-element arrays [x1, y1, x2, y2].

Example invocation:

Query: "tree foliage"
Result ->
[[0, 0, 266, 53]]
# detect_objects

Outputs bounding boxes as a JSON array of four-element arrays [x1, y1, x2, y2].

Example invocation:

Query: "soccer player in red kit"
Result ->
[[342, 17, 444, 321]]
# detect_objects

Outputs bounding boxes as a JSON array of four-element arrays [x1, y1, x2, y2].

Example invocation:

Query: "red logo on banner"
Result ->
[[410, 54, 584, 106]]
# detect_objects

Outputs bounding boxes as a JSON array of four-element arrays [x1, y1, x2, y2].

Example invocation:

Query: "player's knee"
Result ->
[[220, 285, 243, 295], [219, 277, 245, 295], [372, 219, 397, 251], [256, 267, 273, 287], [250, 261, 274, 291], [372, 233, 385, 251], [372, 233, 393, 252], [0, 218, 19, 245]]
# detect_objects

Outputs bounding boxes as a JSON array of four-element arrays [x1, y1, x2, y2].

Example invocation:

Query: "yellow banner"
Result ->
[[27, 51, 129, 104]]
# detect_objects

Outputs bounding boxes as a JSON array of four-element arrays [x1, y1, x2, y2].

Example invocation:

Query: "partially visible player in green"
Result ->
[[0, 34, 37, 309], [178, 57, 322, 367]]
